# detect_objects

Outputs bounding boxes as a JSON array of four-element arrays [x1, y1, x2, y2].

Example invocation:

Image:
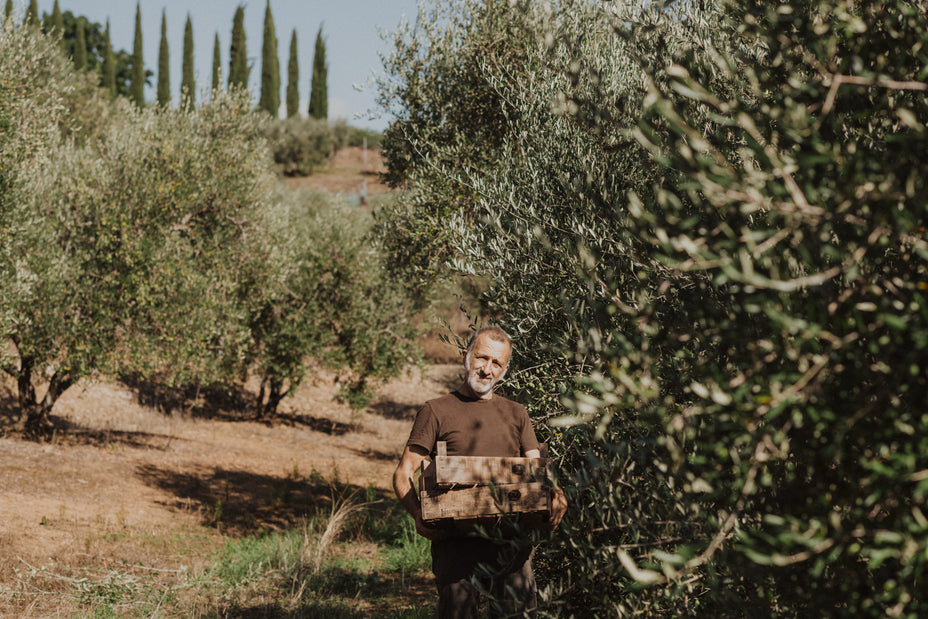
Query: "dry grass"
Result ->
[[0, 362, 459, 617]]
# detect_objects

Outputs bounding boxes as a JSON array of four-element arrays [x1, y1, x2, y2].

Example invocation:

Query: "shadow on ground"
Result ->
[[348, 446, 398, 462], [120, 375, 358, 435], [268, 412, 355, 435], [135, 463, 394, 535], [120, 374, 256, 420]]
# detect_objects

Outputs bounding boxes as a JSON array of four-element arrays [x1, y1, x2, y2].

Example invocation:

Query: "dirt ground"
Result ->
[[0, 363, 461, 614], [0, 147, 465, 616], [280, 145, 394, 200]]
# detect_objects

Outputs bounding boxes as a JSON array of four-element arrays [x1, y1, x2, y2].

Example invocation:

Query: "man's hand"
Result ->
[[549, 486, 567, 530], [414, 513, 448, 541], [394, 445, 444, 540]]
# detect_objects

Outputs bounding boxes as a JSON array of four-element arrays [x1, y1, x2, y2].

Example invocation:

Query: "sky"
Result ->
[[26, 0, 421, 131]]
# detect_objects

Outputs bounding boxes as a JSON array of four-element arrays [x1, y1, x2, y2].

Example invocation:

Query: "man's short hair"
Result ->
[[465, 326, 512, 355]]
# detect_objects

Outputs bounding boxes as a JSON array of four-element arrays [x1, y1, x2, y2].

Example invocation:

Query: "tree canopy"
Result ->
[[157, 9, 170, 107], [181, 14, 195, 108], [130, 2, 144, 107], [308, 25, 327, 120], [376, 0, 928, 615], [258, 0, 280, 116], [286, 29, 299, 118], [228, 5, 249, 91]]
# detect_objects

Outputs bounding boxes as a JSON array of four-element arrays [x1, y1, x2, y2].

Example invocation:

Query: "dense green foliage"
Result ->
[[72, 16, 85, 70], [211, 31, 221, 93], [25, 0, 37, 25], [258, 0, 280, 117], [0, 19, 413, 433], [47, 10, 137, 99], [130, 2, 143, 108], [181, 14, 194, 108], [308, 25, 327, 120], [157, 10, 170, 107], [286, 29, 299, 118], [48, 0, 62, 33], [228, 5, 248, 91], [264, 117, 334, 176], [101, 20, 115, 97], [378, 0, 928, 616], [249, 188, 419, 413]]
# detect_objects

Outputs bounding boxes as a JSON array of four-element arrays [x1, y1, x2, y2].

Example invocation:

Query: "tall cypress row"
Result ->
[[182, 14, 195, 108], [50, 0, 63, 33], [131, 2, 145, 108], [228, 5, 248, 91], [258, 0, 280, 116], [212, 32, 222, 94], [74, 17, 87, 70], [3, 0, 12, 24], [286, 29, 299, 118], [102, 20, 116, 98], [157, 10, 171, 107], [308, 25, 327, 120], [25, 0, 37, 25]]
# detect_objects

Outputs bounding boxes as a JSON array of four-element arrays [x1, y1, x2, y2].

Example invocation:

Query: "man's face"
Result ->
[[464, 334, 511, 399]]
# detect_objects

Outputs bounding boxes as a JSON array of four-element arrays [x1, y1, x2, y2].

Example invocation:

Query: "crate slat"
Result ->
[[431, 455, 547, 487], [420, 482, 550, 522]]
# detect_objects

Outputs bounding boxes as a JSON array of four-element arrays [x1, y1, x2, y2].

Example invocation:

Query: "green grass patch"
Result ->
[[195, 494, 435, 616], [3, 494, 434, 617]]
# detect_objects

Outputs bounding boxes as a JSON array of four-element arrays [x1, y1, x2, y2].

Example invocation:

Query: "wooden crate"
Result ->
[[419, 441, 550, 523]]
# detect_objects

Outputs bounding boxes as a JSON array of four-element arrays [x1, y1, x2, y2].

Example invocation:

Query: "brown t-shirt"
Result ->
[[406, 390, 539, 457]]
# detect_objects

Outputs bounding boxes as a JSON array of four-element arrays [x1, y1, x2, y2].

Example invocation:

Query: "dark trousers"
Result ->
[[432, 538, 537, 619]]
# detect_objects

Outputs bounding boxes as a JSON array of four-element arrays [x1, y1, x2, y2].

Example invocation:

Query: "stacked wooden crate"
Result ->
[[419, 441, 551, 524]]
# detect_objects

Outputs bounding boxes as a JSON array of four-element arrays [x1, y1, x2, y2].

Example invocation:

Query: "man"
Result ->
[[393, 326, 567, 618]]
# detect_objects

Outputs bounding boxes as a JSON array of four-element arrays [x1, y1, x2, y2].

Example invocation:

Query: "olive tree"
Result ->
[[247, 187, 421, 416], [0, 17, 275, 432], [377, 0, 928, 615]]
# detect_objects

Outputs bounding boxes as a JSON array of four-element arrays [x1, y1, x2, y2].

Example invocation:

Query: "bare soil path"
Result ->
[[280, 145, 394, 200], [0, 364, 460, 615]]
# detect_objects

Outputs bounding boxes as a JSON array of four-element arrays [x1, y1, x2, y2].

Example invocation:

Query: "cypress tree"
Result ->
[[181, 14, 195, 108], [308, 25, 328, 120], [258, 0, 280, 116], [131, 2, 145, 108], [102, 20, 116, 98], [211, 32, 222, 94], [50, 0, 63, 33], [25, 0, 37, 25], [3, 0, 12, 24], [228, 5, 248, 91], [73, 17, 87, 70], [157, 9, 171, 107], [286, 29, 299, 118]]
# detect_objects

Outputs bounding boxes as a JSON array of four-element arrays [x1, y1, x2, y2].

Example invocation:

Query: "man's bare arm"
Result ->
[[393, 445, 445, 540]]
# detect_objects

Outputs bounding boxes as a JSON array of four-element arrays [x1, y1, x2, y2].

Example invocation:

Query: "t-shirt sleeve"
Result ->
[[406, 402, 439, 453], [518, 405, 541, 454]]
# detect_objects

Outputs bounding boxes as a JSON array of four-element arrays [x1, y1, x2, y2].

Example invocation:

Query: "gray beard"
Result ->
[[466, 372, 495, 396]]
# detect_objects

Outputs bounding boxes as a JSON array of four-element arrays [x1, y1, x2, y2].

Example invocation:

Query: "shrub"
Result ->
[[264, 116, 334, 176], [248, 186, 421, 414], [333, 119, 383, 150]]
